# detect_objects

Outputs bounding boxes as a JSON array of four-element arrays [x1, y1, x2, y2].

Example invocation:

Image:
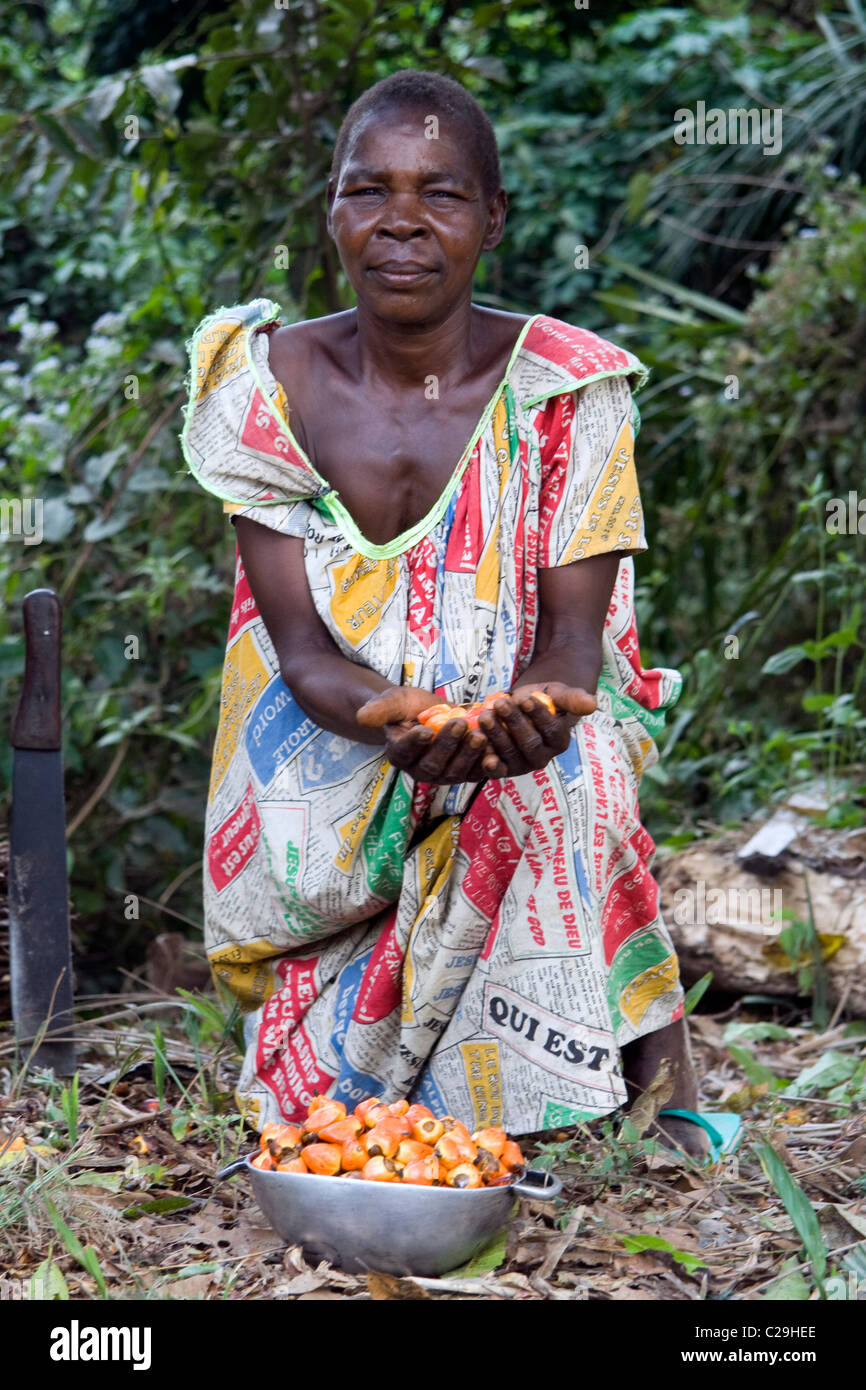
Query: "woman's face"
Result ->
[[327, 107, 507, 324]]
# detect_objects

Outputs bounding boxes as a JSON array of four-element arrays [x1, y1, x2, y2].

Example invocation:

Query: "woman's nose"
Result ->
[[375, 195, 430, 238]]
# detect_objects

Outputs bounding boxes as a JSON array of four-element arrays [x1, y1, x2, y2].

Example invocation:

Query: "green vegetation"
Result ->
[[0, 0, 864, 984], [1, 998, 863, 1299]]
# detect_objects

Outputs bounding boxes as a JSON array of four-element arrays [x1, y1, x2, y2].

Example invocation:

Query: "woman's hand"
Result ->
[[477, 681, 597, 779], [356, 687, 508, 786]]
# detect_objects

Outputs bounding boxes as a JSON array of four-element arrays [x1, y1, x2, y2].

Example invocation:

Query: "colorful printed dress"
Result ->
[[180, 298, 685, 1135]]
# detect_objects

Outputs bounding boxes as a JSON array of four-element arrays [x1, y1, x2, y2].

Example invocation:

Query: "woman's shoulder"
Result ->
[[269, 309, 355, 351], [267, 310, 355, 389], [187, 300, 352, 360], [520, 314, 646, 380], [181, 298, 331, 507], [512, 313, 649, 413]]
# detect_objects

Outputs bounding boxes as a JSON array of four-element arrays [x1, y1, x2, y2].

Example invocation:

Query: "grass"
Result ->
[[0, 988, 252, 1300], [1, 985, 864, 1300]]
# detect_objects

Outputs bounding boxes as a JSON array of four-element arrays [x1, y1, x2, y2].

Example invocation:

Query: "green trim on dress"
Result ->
[[246, 309, 545, 560]]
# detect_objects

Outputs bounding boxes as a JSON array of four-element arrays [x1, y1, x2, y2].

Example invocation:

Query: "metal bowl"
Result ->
[[217, 1154, 562, 1276]]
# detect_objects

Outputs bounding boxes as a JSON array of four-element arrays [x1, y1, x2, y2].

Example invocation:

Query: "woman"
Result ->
[[181, 70, 707, 1154]]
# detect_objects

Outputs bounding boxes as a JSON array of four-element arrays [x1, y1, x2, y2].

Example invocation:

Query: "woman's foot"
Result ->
[[620, 1017, 709, 1159]]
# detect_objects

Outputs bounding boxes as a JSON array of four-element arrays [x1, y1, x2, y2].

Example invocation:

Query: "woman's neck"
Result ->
[[351, 298, 479, 390]]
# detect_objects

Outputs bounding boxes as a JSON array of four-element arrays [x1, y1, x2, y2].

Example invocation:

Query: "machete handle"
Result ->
[[11, 588, 62, 751]]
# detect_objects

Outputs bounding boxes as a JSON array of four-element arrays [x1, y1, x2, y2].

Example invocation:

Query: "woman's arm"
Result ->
[[517, 551, 621, 692], [478, 550, 621, 775], [234, 517, 499, 780], [233, 516, 395, 746]]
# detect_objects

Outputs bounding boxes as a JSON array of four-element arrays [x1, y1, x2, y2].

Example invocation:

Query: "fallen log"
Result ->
[[656, 807, 866, 1015]]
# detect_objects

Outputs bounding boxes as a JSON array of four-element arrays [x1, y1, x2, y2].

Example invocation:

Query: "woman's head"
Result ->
[[330, 70, 502, 201], [327, 70, 507, 323]]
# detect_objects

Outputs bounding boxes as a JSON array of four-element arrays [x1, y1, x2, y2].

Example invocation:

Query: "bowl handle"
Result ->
[[216, 1155, 249, 1181], [511, 1166, 562, 1200]]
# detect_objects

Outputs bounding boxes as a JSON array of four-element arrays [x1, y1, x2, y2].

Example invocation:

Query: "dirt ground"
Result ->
[[1, 990, 864, 1301]]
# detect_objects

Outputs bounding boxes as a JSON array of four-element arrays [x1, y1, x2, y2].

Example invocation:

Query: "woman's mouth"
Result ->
[[369, 262, 436, 286]]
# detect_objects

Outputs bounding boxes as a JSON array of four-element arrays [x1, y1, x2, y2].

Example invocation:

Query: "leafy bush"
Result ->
[[613, 154, 866, 831], [1, 1, 863, 983]]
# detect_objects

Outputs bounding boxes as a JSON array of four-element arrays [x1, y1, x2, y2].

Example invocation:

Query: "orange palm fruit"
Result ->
[[472, 1127, 506, 1160], [462, 704, 483, 731], [387, 1116, 413, 1144], [302, 1143, 343, 1176], [363, 1123, 404, 1159], [316, 1115, 363, 1145], [422, 709, 456, 735], [340, 1137, 367, 1172], [481, 691, 509, 710], [365, 1106, 411, 1136], [262, 1122, 302, 1151], [401, 1155, 441, 1185], [501, 1139, 525, 1170], [387, 1099, 410, 1117], [412, 1116, 444, 1145], [362, 1156, 400, 1181], [354, 1097, 383, 1124], [473, 1145, 500, 1175], [395, 1139, 435, 1167], [441, 1127, 477, 1162], [307, 1093, 338, 1114], [405, 1103, 434, 1126], [268, 1142, 302, 1165], [530, 690, 556, 716], [269, 1123, 303, 1144], [251, 1150, 275, 1171], [276, 1156, 308, 1174], [302, 1101, 344, 1132], [361, 1101, 392, 1129], [433, 1136, 461, 1170], [417, 703, 453, 727], [484, 1162, 513, 1186], [446, 1163, 483, 1189]]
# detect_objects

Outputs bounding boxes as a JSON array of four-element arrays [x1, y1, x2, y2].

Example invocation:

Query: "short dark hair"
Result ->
[[329, 69, 502, 202]]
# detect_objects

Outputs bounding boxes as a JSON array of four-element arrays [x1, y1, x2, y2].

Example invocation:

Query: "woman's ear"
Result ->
[[481, 188, 508, 252], [325, 176, 337, 239]]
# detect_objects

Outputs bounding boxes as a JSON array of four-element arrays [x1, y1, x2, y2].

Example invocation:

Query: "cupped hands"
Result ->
[[356, 681, 596, 786]]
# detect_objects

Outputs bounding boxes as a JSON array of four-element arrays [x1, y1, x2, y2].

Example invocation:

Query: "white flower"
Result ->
[[85, 333, 121, 357], [91, 311, 126, 336]]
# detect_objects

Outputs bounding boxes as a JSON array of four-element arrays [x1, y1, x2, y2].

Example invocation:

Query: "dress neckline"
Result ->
[[247, 310, 543, 561]]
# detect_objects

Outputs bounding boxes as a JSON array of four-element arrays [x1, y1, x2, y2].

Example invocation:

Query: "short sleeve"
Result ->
[[223, 497, 313, 539], [537, 375, 648, 568], [179, 300, 327, 514]]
